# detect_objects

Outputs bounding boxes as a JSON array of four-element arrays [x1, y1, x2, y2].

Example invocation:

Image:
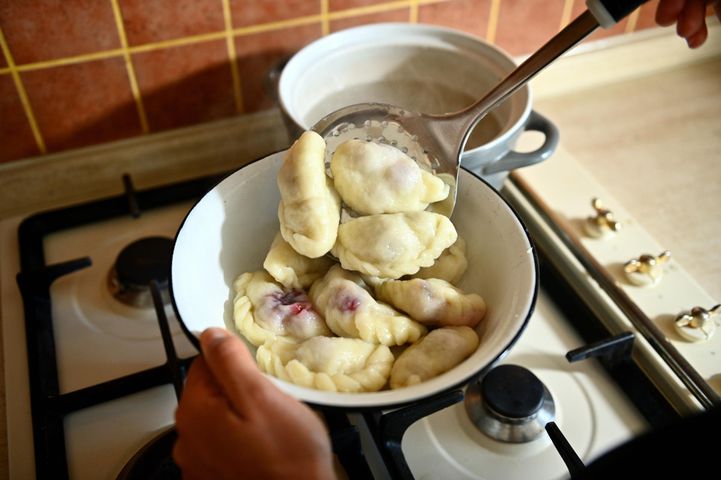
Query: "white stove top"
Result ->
[[1, 196, 646, 480]]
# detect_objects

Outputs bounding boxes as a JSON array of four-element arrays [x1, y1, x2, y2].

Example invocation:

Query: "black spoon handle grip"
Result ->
[[587, 0, 649, 27]]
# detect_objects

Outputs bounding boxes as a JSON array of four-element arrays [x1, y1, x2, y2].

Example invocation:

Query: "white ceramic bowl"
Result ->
[[170, 150, 538, 408]]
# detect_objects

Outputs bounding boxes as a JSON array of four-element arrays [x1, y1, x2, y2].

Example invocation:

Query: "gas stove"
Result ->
[[0, 170, 678, 480]]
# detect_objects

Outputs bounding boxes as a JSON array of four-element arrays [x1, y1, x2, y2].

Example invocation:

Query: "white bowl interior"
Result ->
[[171, 151, 537, 408], [279, 23, 530, 140]]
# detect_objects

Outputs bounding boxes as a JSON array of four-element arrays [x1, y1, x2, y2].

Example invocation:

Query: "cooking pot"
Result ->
[[170, 149, 537, 408], [275, 23, 559, 190]]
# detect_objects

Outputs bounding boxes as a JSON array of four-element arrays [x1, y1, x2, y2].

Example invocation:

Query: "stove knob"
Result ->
[[623, 250, 671, 287], [674, 304, 720, 342], [585, 197, 621, 238]]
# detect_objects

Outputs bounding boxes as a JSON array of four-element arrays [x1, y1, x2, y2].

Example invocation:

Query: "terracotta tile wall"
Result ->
[[0, 0, 669, 163]]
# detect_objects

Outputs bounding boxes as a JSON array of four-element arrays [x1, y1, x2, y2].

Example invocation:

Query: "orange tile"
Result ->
[[119, 0, 224, 46], [495, 0, 566, 57], [0, 74, 40, 162], [21, 58, 142, 152], [329, 0, 391, 11], [0, 0, 120, 64], [0, 49, 6, 69], [417, 0, 492, 39], [234, 23, 323, 113], [329, 8, 410, 32], [133, 40, 236, 132], [230, 0, 320, 28]]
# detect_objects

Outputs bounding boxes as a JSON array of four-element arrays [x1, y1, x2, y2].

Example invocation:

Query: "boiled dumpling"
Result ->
[[330, 139, 449, 214], [263, 232, 334, 289], [233, 271, 330, 347], [256, 336, 394, 392], [375, 277, 486, 328], [331, 211, 457, 279], [412, 236, 468, 285], [390, 326, 479, 389], [277, 130, 341, 258], [309, 265, 426, 346]]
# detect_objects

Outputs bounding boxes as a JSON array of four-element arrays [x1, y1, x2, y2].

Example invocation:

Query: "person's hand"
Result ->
[[172, 328, 336, 480], [656, 0, 721, 48]]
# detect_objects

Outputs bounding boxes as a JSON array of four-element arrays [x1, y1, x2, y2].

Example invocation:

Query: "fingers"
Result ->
[[656, 0, 685, 26], [198, 327, 271, 416], [677, 0, 710, 47]]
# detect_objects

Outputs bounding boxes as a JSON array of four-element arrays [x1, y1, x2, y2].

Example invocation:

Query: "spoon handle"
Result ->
[[444, 0, 649, 144]]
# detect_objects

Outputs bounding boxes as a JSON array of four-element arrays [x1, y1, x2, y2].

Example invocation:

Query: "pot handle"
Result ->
[[482, 110, 559, 175], [262, 55, 292, 104]]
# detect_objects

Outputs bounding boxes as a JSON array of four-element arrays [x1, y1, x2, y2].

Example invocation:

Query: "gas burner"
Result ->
[[108, 237, 174, 309], [465, 364, 555, 443]]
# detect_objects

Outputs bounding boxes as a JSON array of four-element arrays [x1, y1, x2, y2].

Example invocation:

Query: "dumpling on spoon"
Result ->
[[330, 139, 449, 214], [331, 211, 457, 279], [309, 265, 426, 346], [277, 130, 340, 258], [256, 336, 394, 392], [375, 277, 486, 328], [233, 271, 331, 347]]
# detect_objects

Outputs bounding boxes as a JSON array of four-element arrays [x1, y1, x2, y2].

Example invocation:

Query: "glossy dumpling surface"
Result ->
[[412, 236, 468, 285], [233, 271, 330, 346], [256, 336, 394, 392], [277, 131, 340, 258], [375, 277, 486, 328], [330, 139, 449, 215], [331, 211, 457, 279], [390, 326, 479, 389], [309, 265, 426, 346], [263, 232, 334, 289]]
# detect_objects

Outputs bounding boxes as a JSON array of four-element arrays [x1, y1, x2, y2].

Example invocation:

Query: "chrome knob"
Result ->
[[584, 197, 621, 238], [623, 250, 671, 287], [674, 304, 720, 342]]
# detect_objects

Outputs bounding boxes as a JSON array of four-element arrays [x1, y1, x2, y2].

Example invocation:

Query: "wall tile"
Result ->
[[0, 49, 7, 69], [418, 0, 492, 39], [120, 0, 225, 46], [230, 0, 320, 28], [0, 75, 40, 162], [635, 0, 661, 30], [329, 0, 391, 11], [495, 0, 566, 57], [0, 0, 120, 64], [21, 58, 142, 152], [133, 40, 236, 132], [234, 23, 323, 113], [330, 8, 410, 32]]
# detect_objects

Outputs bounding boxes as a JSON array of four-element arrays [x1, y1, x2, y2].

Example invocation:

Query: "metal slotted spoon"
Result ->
[[313, 0, 648, 216]]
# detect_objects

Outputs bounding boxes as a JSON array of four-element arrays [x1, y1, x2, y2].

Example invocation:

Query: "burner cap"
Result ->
[[481, 364, 545, 418], [465, 364, 555, 443], [109, 237, 174, 308]]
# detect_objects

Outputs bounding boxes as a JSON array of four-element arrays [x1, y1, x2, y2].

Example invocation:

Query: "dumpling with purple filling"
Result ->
[[233, 271, 330, 347]]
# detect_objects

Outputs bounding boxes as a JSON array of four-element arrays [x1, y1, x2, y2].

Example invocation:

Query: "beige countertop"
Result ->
[[0, 23, 719, 479]]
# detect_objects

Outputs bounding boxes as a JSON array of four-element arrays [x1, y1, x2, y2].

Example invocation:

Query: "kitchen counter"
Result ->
[[0, 23, 719, 479]]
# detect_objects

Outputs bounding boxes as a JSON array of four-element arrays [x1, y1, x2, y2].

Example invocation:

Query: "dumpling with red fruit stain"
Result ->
[[309, 265, 426, 346], [233, 271, 331, 347]]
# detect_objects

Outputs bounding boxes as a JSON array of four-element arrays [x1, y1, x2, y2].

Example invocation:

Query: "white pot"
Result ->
[[277, 23, 558, 189]]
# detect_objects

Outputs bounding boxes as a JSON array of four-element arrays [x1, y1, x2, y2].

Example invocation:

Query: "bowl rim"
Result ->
[[169, 150, 539, 409]]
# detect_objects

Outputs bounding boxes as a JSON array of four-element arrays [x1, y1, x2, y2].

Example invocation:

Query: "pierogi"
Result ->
[[264, 232, 334, 289], [390, 326, 480, 389], [228, 132, 490, 393], [331, 211, 457, 279], [411, 236, 468, 285], [375, 277, 486, 328], [256, 336, 394, 392], [309, 265, 426, 346], [277, 130, 341, 258], [330, 139, 449, 214], [233, 271, 330, 347]]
